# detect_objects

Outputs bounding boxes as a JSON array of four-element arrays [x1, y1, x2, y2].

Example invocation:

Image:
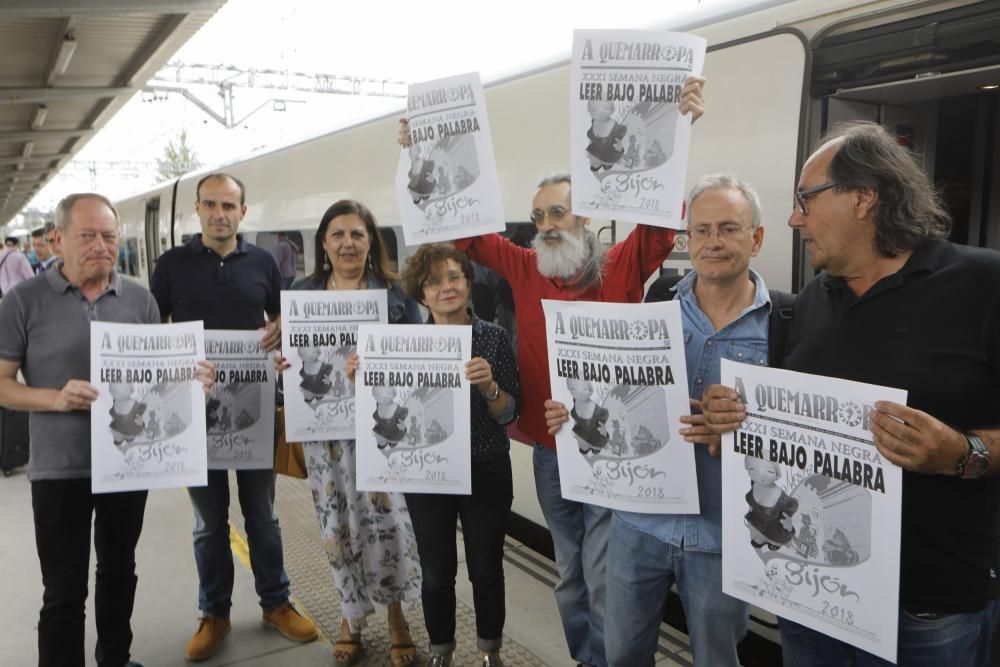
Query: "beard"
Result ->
[[533, 228, 591, 279]]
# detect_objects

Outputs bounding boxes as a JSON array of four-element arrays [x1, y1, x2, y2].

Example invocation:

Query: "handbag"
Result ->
[[274, 406, 307, 479]]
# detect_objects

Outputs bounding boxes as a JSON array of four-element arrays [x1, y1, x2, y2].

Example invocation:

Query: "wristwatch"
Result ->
[[956, 433, 989, 479], [483, 382, 501, 401]]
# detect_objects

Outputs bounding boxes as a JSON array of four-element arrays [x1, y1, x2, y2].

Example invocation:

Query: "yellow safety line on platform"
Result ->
[[228, 525, 328, 644]]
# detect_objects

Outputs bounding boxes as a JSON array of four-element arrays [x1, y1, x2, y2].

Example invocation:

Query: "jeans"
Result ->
[[406, 458, 513, 654], [604, 514, 747, 667], [31, 479, 148, 667], [780, 600, 1000, 666], [188, 468, 289, 617], [533, 445, 610, 667]]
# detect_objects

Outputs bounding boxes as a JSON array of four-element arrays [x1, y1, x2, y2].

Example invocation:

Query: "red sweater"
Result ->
[[455, 226, 675, 448]]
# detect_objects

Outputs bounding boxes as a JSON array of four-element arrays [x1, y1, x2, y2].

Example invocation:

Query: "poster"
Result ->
[[355, 324, 472, 494], [90, 320, 207, 493], [204, 330, 275, 469], [281, 290, 388, 442], [395, 71, 505, 244], [720, 359, 904, 662], [543, 299, 699, 513], [570, 30, 706, 228]]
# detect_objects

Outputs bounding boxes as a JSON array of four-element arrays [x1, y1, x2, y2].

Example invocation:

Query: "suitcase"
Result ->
[[0, 407, 29, 476]]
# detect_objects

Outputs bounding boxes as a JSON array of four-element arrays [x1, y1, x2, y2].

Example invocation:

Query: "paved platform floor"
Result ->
[[1, 469, 694, 666]]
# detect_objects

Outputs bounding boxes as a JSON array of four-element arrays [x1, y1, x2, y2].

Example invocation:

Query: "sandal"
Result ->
[[388, 622, 417, 667], [390, 642, 417, 667], [333, 620, 362, 667], [333, 637, 361, 666]]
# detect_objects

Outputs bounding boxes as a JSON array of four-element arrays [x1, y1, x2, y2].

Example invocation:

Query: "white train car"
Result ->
[[115, 0, 1000, 652]]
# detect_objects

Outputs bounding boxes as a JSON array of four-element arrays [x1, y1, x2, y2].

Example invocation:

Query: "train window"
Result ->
[[255, 231, 307, 280], [117, 239, 141, 277]]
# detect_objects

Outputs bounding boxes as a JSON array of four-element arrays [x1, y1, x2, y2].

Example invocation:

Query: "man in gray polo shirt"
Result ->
[[0, 193, 174, 667]]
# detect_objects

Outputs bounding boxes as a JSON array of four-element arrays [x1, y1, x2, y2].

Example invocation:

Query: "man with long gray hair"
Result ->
[[401, 74, 706, 667], [703, 121, 1000, 665]]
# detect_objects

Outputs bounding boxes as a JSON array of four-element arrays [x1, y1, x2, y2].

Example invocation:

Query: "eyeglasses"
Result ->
[[423, 271, 465, 290], [529, 205, 570, 225], [794, 181, 839, 215], [687, 223, 752, 241]]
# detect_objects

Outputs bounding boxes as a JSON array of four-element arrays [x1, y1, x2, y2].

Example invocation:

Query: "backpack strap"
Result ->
[[767, 289, 796, 368], [644, 272, 684, 303]]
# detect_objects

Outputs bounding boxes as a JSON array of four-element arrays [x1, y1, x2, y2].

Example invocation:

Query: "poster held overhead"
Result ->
[[570, 30, 706, 228], [396, 71, 506, 244]]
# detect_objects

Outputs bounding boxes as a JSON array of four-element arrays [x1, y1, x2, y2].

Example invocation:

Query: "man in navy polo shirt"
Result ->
[[151, 173, 317, 661]]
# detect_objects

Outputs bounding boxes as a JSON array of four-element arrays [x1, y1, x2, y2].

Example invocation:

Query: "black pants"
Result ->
[[405, 458, 513, 652], [31, 479, 148, 667]]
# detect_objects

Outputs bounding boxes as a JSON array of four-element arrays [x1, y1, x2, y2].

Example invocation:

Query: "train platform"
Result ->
[[1, 469, 696, 666]]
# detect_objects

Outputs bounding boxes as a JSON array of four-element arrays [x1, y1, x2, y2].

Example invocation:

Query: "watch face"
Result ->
[[963, 453, 989, 479]]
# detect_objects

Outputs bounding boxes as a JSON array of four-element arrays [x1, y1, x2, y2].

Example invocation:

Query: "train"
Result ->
[[112, 0, 1000, 656]]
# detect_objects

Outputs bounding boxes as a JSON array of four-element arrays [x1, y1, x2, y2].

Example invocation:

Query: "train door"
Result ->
[[663, 29, 810, 293], [806, 1, 1000, 286], [143, 196, 160, 276]]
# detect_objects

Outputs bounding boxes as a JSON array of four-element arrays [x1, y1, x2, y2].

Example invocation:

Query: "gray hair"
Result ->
[[54, 193, 119, 230], [687, 174, 762, 229], [535, 172, 607, 291], [822, 121, 950, 256], [570, 227, 607, 292], [537, 172, 572, 189]]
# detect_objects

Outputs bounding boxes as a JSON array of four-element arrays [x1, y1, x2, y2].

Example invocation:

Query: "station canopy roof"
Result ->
[[0, 0, 225, 226]]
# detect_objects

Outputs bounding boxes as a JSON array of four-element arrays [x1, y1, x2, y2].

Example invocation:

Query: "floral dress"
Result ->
[[290, 274, 424, 632], [303, 439, 422, 630]]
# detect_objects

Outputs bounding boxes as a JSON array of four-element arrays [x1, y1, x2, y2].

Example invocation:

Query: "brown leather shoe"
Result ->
[[262, 602, 318, 642], [184, 616, 231, 662]]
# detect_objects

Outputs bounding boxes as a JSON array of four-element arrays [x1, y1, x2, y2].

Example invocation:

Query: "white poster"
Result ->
[[355, 324, 472, 494], [395, 71, 505, 244], [570, 30, 706, 228], [90, 320, 207, 493], [720, 359, 904, 663], [543, 299, 699, 513], [281, 290, 388, 442], [204, 330, 275, 470]]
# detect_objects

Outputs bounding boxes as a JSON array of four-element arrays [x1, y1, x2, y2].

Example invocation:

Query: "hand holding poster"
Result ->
[[204, 330, 275, 469], [90, 320, 207, 493], [395, 71, 505, 244], [281, 290, 388, 442], [720, 359, 904, 662], [356, 324, 472, 494], [543, 299, 699, 513], [570, 30, 706, 228]]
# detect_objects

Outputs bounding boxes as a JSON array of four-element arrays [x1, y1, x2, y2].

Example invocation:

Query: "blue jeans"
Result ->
[[605, 515, 747, 667], [780, 600, 1000, 666], [533, 445, 610, 667], [189, 468, 290, 617]]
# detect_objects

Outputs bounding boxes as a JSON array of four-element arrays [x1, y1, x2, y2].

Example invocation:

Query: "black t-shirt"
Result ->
[[784, 239, 1000, 613], [151, 235, 283, 329]]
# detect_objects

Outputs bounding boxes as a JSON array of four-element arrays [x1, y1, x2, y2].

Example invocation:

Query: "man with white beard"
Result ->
[[399, 74, 704, 667]]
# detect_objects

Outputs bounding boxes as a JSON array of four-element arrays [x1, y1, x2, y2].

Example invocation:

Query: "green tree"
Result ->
[[156, 129, 200, 181]]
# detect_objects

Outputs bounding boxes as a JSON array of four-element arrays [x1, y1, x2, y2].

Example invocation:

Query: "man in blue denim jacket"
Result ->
[[546, 173, 768, 667]]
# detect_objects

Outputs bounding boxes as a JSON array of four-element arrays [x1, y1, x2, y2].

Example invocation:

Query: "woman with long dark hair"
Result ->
[[280, 199, 422, 666]]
